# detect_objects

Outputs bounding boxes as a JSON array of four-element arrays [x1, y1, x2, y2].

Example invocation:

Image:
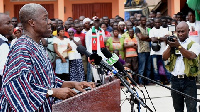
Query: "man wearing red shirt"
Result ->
[[74, 23, 85, 47]]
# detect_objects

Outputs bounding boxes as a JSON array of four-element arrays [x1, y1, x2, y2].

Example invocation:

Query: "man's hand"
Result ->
[[167, 38, 180, 48], [74, 81, 95, 92], [51, 87, 77, 100]]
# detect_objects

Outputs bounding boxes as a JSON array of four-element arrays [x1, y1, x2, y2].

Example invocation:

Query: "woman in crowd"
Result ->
[[106, 28, 125, 59], [68, 28, 85, 82], [53, 27, 72, 81], [118, 21, 125, 38]]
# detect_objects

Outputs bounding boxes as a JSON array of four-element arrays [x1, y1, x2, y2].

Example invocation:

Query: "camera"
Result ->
[[167, 25, 176, 42], [168, 35, 176, 42]]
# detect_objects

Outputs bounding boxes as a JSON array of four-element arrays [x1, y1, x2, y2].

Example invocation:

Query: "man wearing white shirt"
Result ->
[[149, 18, 171, 83], [163, 21, 200, 112], [85, 17, 106, 82], [0, 13, 13, 88], [187, 11, 200, 44]]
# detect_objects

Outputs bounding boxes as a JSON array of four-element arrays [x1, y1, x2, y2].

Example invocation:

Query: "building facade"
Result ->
[[0, 0, 124, 21], [0, 0, 188, 21]]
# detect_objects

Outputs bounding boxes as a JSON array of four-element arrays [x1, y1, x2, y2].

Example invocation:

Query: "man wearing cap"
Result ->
[[0, 13, 13, 88], [85, 16, 106, 82]]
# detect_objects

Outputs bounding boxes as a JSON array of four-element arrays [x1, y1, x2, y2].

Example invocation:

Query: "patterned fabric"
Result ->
[[0, 35, 64, 112], [124, 36, 138, 57], [69, 59, 85, 82], [136, 26, 151, 53], [106, 37, 125, 59], [55, 58, 69, 74], [121, 31, 129, 39], [91, 26, 104, 50]]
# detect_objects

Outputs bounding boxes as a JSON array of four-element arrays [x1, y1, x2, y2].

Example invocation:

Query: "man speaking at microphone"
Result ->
[[163, 21, 200, 112], [0, 3, 94, 112]]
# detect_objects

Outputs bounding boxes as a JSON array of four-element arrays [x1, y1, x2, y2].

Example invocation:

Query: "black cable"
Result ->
[[120, 87, 129, 106], [143, 84, 157, 112], [126, 69, 200, 102]]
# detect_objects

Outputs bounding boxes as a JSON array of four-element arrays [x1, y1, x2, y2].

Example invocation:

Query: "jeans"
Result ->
[[151, 55, 171, 81], [138, 52, 151, 84], [87, 63, 93, 82], [171, 76, 197, 112]]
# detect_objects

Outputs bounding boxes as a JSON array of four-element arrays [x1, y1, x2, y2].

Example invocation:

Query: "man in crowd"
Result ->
[[82, 18, 91, 34], [135, 16, 151, 85], [102, 16, 113, 32], [74, 23, 87, 76], [187, 11, 200, 44], [129, 16, 136, 26], [163, 21, 200, 112], [58, 19, 64, 28], [67, 17, 74, 24], [64, 20, 71, 37], [122, 21, 133, 39], [0, 13, 13, 88], [156, 12, 162, 18], [85, 16, 105, 82], [0, 3, 94, 111], [79, 16, 85, 22], [51, 18, 58, 36], [11, 17, 18, 28], [149, 18, 170, 84]]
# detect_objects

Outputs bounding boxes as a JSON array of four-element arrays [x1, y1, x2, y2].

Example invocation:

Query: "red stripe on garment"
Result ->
[[10, 83, 26, 111]]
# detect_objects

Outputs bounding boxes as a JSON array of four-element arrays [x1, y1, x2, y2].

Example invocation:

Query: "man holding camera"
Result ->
[[163, 21, 200, 112]]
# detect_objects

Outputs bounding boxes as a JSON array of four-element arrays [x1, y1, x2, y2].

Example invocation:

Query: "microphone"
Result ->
[[77, 45, 102, 65], [101, 48, 139, 87], [101, 48, 125, 72], [77, 46, 150, 110], [76, 45, 132, 87]]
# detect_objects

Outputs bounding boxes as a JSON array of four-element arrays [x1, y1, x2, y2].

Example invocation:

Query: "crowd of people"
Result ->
[[2, 10, 200, 86], [0, 2, 200, 112]]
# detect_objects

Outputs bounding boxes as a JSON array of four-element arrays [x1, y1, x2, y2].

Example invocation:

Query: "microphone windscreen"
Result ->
[[90, 53, 102, 65], [101, 48, 112, 58], [101, 48, 124, 72], [76, 45, 90, 57]]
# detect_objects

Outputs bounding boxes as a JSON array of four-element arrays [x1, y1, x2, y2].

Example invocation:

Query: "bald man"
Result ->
[[0, 13, 13, 88], [0, 3, 94, 111], [163, 21, 200, 112]]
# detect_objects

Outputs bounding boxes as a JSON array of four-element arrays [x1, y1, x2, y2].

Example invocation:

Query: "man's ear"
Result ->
[[28, 19, 35, 27]]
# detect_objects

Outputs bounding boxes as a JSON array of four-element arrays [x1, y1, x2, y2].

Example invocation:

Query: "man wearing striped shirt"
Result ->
[[0, 3, 94, 112]]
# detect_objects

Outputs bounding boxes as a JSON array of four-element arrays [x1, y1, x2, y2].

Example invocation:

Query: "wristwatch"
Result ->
[[47, 89, 53, 97], [178, 45, 182, 49]]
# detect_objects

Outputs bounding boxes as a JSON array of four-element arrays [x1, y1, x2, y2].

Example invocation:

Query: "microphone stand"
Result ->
[[126, 70, 200, 102], [99, 61, 153, 112], [120, 71, 144, 112]]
